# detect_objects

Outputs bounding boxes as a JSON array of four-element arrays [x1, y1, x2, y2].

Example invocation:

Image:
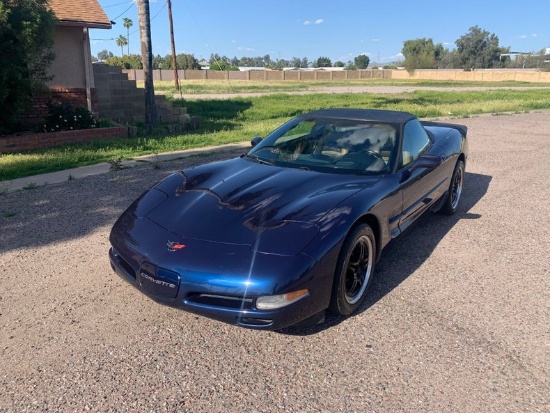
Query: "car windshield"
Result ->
[[247, 117, 398, 175]]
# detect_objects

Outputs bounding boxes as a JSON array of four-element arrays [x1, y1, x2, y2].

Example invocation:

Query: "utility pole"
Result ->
[[137, 0, 157, 134], [167, 0, 180, 94]]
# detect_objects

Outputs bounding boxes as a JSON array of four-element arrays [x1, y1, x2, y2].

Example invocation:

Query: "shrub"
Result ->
[[0, 0, 56, 134], [42, 101, 98, 133]]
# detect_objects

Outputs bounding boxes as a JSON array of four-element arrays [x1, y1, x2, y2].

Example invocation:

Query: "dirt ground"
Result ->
[[0, 111, 549, 412]]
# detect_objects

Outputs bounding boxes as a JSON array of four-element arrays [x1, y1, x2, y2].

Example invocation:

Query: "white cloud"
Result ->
[[371, 38, 381, 42], [303, 19, 324, 25], [238, 46, 255, 51]]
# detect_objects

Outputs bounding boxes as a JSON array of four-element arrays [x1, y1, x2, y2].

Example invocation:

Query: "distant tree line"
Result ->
[[401, 26, 550, 72], [93, 51, 372, 71], [94, 24, 550, 73]]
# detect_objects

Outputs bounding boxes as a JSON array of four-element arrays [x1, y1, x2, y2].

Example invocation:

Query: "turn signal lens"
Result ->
[[256, 289, 309, 310]]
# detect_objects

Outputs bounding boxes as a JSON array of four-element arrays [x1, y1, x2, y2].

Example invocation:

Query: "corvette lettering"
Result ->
[[140, 273, 176, 288]]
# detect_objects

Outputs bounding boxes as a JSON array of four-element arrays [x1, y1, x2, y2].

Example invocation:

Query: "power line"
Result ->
[[110, 2, 135, 22], [92, 1, 167, 42], [102, 0, 134, 9]]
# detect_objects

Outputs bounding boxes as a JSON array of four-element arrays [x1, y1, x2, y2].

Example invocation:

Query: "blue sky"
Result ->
[[90, 0, 550, 64]]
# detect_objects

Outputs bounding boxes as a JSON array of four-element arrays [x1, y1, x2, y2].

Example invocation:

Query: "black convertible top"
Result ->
[[301, 108, 416, 124]]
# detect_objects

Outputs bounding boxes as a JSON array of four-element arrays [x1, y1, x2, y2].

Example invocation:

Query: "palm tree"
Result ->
[[122, 18, 133, 55], [137, 0, 157, 134], [116, 35, 128, 57]]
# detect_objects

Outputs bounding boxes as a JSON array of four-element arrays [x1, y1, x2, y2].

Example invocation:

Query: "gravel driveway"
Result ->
[[1, 111, 549, 412]]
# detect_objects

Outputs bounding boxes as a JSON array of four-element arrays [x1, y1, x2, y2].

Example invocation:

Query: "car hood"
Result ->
[[145, 157, 380, 246]]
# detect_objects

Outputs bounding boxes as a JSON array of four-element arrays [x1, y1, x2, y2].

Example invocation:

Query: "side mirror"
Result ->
[[251, 136, 263, 147], [409, 154, 443, 172], [401, 154, 443, 182]]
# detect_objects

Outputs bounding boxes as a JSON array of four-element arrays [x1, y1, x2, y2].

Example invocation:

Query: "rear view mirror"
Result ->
[[251, 136, 263, 147]]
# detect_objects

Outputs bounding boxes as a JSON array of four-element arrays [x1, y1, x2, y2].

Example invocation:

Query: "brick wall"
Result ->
[[0, 126, 127, 154], [18, 88, 98, 128]]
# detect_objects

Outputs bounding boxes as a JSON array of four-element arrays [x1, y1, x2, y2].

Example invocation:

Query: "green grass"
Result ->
[[148, 78, 550, 95], [2, 88, 550, 181]]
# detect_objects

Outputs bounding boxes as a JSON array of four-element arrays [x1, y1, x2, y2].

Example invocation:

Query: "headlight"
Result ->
[[256, 289, 309, 310]]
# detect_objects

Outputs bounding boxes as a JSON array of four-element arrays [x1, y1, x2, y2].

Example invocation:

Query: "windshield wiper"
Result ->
[[245, 154, 274, 166]]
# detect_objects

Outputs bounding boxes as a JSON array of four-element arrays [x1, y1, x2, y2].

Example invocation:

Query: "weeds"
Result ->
[[150, 155, 162, 170], [109, 157, 124, 171], [23, 182, 38, 190]]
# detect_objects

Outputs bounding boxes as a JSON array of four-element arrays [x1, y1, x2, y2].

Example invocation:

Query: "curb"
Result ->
[[0, 142, 250, 193]]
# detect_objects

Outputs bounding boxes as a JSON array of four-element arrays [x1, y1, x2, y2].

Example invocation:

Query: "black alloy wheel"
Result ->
[[442, 160, 465, 215], [330, 223, 376, 316]]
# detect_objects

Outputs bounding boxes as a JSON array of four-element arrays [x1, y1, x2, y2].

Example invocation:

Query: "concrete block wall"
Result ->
[[123, 68, 550, 83], [93, 63, 189, 126]]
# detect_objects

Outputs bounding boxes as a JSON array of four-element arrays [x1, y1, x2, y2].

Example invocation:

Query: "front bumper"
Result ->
[[108, 214, 332, 330], [109, 247, 327, 329]]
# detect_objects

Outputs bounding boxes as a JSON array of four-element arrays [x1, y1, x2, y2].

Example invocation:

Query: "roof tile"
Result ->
[[48, 0, 111, 28]]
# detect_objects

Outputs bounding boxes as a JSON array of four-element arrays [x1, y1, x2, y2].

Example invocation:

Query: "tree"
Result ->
[[208, 60, 238, 71], [271, 59, 290, 70], [402, 38, 445, 73], [176, 53, 201, 70], [152, 54, 165, 69], [262, 54, 272, 66], [334, 61, 345, 67], [313, 57, 332, 68], [0, 0, 56, 133], [209, 53, 230, 67], [354, 54, 370, 69], [122, 18, 133, 55], [97, 49, 114, 61], [116, 35, 128, 57], [105, 54, 142, 69], [434, 49, 459, 69], [455, 26, 509, 70], [137, 0, 157, 134], [290, 57, 302, 68]]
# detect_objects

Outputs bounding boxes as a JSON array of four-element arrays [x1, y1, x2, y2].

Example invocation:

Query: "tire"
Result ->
[[329, 223, 376, 316], [441, 160, 465, 215]]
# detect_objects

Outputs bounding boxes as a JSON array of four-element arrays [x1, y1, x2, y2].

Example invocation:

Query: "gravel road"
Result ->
[[1, 111, 549, 412]]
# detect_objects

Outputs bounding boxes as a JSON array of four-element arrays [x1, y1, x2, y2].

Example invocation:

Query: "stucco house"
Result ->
[[48, 0, 111, 108], [21, 0, 111, 125], [21, 0, 189, 130]]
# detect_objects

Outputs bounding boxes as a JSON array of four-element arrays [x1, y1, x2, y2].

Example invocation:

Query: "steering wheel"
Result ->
[[335, 150, 386, 171], [366, 151, 384, 163]]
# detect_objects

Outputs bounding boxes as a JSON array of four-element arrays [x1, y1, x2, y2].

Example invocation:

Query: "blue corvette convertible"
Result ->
[[109, 108, 468, 329]]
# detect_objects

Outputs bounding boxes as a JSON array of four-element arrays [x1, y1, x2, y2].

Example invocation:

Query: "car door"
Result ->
[[398, 119, 445, 232]]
